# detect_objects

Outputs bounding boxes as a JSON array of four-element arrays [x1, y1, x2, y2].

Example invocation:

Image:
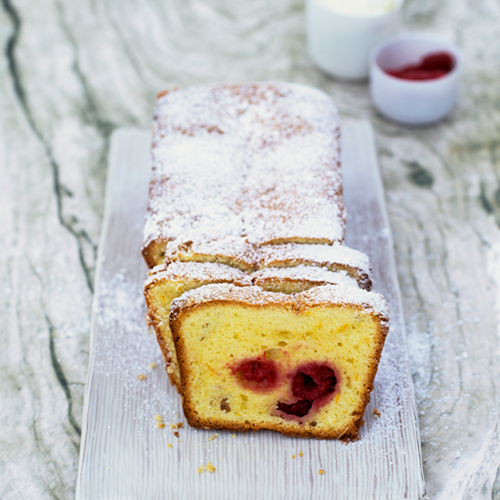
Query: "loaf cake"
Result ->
[[142, 82, 389, 440]]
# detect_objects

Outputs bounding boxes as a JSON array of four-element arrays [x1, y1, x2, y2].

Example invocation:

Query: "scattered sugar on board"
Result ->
[[93, 270, 180, 431]]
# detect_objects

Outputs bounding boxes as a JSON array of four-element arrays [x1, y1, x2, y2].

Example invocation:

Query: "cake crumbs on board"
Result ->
[[373, 408, 381, 417], [318, 469, 325, 475], [198, 462, 216, 474], [299, 451, 304, 457], [137, 374, 146, 381], [208, 433, 219, 441], [149, 362, 157, 369]]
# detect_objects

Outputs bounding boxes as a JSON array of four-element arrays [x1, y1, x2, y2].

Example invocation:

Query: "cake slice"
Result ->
[[169, 283, 389, 440]]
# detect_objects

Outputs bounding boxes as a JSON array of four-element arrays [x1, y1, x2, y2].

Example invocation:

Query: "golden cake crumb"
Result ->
[[373, 408, 381, 417], [177, 422, 184, 428], [360, 419, 365, 426], [168, 443, 172, 448], [318, 469, 325, 475], [155, 414, 163, 422], [292, 455, 296, 459], [208, 434, 219, 441], [173, 431, 179, 438], [230, 433, 236, 438], [149, 362, 157, 369], [137, 374, 146, 381], [299, 451, 304, 457], [157, 422, 166, 429], [198, 462, 216, 474]]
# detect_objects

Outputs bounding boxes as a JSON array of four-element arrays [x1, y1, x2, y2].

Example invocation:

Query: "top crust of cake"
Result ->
[[170, 283, 389, 324], [163, 236, 260, 272], [142, 83, 345, 268], [258, 243, 373, 290], [159, 239, 372, 289]]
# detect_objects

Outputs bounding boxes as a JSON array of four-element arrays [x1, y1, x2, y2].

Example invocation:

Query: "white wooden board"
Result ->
[[76, 121, 426, 500]]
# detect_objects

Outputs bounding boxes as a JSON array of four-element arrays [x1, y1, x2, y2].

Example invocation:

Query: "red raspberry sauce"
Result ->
[[385, 51, 454, 81], [278, 362, 338, 418], [277, 399, 313, 418], [232, 358, 279, 392]]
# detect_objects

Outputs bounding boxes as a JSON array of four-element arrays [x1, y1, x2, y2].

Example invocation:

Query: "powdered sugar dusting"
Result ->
[[145, 261, 252, 288], [259, 243, 372, 290], [259, 243, 371, 272], [160, 238, 372, 289], [251, 265, 359, 289], [171, 282, 389, 322], [163, 236, 260, 271], [93, 269, 180, 424], [143, 83, 344, 255], [146, 261, 359, 293], [303, 284, 390, 321]]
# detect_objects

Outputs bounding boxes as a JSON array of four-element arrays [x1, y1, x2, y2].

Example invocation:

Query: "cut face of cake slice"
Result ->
[[169, 283, 389, 440]]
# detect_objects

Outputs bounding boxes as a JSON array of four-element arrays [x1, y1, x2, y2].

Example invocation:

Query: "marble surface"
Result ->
[[1, 0, 500, 498]]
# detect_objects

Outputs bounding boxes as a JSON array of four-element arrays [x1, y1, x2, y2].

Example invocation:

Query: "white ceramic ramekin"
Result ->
[[306, 0, 403, 80], [369, 33, 462, 125]]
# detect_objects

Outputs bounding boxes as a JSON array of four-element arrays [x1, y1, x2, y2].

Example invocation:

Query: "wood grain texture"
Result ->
[[1, 0, 500, 498], [76, 125, 425, 500]]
